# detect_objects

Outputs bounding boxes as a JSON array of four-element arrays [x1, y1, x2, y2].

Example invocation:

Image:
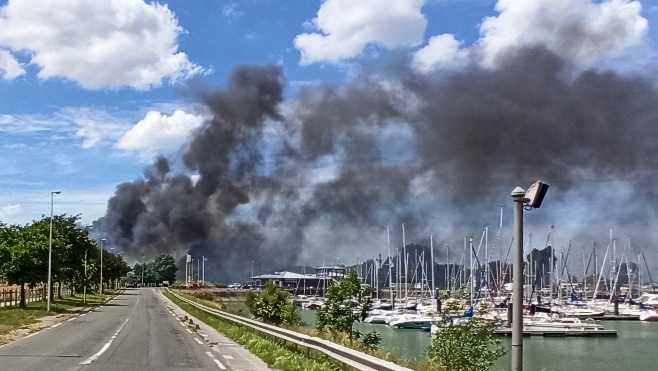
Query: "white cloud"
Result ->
[[56, 107, 131, 148], [478, 0, 648, 67], [411, 34, 468, 72], [0, 204, 21, 221], [116, 110, 206, 153], [0, 0, 203, 90], [413, 0, 648, 72], [0, 49, 24, 79], [222, 3, 243, 19], [294, 0, 427, 64]]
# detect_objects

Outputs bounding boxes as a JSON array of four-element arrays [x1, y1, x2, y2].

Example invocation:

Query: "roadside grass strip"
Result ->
[[164, 291, 344, 371]]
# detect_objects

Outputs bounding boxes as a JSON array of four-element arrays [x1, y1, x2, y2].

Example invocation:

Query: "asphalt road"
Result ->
[[0, 289, 247, 371]]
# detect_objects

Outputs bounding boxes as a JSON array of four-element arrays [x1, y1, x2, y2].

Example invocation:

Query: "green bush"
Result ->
[[427, 289, 506, 371], [246, 282, 301, 326]]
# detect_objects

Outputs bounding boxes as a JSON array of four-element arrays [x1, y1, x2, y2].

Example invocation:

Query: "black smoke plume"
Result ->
[[95, 48, 658, 281]]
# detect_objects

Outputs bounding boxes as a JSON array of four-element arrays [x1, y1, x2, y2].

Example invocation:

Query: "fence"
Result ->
[[0, 286, 46, 307]]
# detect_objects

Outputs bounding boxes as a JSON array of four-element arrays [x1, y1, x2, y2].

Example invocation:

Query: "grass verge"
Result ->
[[164, 291, 347, 371]]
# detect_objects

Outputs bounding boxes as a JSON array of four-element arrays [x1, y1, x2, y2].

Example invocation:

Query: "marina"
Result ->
[[300, 309, 658, 370]]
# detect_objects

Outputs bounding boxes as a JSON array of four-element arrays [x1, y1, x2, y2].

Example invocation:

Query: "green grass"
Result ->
[[165, 291, 345, 371], [172, 290, 444, 371], [0, 290, 119, 339]]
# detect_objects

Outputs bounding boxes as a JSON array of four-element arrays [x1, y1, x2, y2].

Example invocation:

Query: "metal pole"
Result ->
[[100, 238, 105, 294], [83, 250, 87, 304], [47, 190, 60, 312], [141, 257, 145, 287], [512, 187, 526, 371]]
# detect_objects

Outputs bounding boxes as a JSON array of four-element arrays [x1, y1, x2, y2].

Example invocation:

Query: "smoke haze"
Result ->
[[94, 47, 658, 281]]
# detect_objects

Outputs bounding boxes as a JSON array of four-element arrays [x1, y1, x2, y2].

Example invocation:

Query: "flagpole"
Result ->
[[202, 257, 205, 286]]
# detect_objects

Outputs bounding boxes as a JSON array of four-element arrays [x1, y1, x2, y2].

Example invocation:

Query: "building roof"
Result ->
[[251, 271, 327, 280]]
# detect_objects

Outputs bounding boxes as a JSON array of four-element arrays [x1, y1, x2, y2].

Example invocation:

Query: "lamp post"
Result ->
[[99, 238, 106, 294], [511, 187, 525, 371], [141, 256, 145, 287], [47, 190, 61, 312], [511, 181, 549, 371]]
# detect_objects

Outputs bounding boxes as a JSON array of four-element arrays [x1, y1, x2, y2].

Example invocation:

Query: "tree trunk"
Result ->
[[19, 282, 26, 308], [57, 281, 62, 299]]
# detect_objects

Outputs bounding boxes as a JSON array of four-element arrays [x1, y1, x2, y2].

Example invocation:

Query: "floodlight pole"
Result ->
[[511, 187, 526, 371]]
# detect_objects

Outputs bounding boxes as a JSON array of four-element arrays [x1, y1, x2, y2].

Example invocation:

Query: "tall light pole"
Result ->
[[511, 187, 525, 371], [511, 181, 549, 371], [99, 238, 106, 294], [141, 256, 145, 287], [47, 190, 61, 312]]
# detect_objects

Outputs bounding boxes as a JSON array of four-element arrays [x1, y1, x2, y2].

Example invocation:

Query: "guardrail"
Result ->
[[166, 289, 413, 371]]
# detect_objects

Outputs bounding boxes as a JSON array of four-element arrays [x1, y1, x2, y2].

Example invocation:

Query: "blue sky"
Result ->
[[0, 0, 502, 226], [1, 0, 658, 272]]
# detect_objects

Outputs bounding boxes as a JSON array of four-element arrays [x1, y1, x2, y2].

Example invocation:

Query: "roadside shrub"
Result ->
[[246, 282, 301, 326]]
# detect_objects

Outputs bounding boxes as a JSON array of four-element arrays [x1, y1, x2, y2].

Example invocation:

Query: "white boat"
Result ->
[[524, 314, 604, 331], [363, 309, 402, 324], [552, 306, 605, 319], [637, 293, 658, 308], [388, 314, 433, 330], [639, 310, 658, 322], [302, 296, 325, 309]]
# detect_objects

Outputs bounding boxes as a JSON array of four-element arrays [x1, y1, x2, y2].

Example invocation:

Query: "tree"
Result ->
[[0, 223, 48, 307], [427, 289, 506, 371], [246, 282, 301, 326], [152, 254, 178, 283], [315, 270, 376, 344]]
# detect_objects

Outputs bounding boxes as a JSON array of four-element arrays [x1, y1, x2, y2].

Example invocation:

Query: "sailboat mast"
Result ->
[[402, 223, 407, 299], [431, 235, 435, 298], [387, 225, 393, 303]]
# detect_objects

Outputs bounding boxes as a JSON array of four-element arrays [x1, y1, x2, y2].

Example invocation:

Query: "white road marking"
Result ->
[[79, 318, 129, 365], [50, 323, 61, 329], [213, 359, 226, 369], [186, 328, 193, 333], [180, 321, 186, 327], [194, 338, 204, 345], [206, 351, 227, 369], [68, 317, 76, 322], [223, 355, 233, 360]]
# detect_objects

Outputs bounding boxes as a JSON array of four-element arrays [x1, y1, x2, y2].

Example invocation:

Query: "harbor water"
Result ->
[[300, 310, 658, 370]]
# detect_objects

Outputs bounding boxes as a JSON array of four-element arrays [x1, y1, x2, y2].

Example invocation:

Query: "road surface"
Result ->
[[0, 288, 269, 370]]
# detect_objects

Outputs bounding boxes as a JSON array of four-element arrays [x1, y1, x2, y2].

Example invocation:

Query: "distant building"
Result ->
[[250, 265, 347, 295]]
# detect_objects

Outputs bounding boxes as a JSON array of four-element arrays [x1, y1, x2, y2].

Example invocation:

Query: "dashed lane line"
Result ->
[[78, 318, 129, 365]]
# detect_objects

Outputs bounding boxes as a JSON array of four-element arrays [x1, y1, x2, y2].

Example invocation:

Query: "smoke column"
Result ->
[[94, 46, 658, 281]]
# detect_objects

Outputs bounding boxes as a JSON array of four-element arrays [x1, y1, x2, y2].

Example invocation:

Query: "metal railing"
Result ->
[[167, 289, 412, 371]]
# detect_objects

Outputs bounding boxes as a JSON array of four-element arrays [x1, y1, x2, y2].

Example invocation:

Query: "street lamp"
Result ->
[[47, 190, 61, 312], [511, 181, 549, 371], [99, 238, 106, 294]]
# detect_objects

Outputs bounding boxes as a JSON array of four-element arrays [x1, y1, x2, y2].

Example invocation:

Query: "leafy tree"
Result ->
[[246, 282, 301, 326], [427, 289, 506, 371], [153, 254, 178, 283], [0, 223, 48, 307], [101, 250, 131, 288], [315, 270, 376, 344], [47, 215, 97, 297]]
